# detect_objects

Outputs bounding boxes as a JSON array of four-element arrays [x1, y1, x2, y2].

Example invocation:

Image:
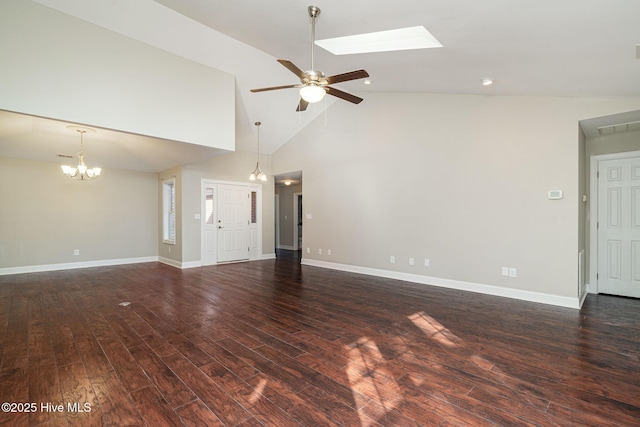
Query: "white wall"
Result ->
[[272, 92, 640, 306], [0, 0, 234, 150], [0, 157, 158, 272]]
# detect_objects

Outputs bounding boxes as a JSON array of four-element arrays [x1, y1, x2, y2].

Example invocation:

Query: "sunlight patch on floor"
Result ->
[[344, 337, 402, 427], [408, 311, 460, 348], [247, 377, 268, 405]]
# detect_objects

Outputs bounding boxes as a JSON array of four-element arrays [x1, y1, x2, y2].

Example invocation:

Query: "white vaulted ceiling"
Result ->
[[2, 0, 640, 172]]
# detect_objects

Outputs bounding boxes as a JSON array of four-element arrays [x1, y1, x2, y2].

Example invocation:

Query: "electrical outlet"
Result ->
[[73, 249, 80, 256], [424, 258, 430, 267], [390, 255, 395, 263], [509, 268, 517, 278], [502, 267, 509, 276], [327, 249, 332, 255], [306, 247, 311, 254], [409, 257, 414, 266], [318, 248, 322, 255]]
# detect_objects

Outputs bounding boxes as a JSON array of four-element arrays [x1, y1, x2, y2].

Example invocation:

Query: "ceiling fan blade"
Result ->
[[277, 59, 306, 80], [296, 99, 309, 112], [326, 69, 369, 85], [325, 86, 363, 104], [250, 84, 299, 93]]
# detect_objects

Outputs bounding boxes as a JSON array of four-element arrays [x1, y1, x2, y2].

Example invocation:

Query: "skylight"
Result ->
[[315, 26, 442, 55]]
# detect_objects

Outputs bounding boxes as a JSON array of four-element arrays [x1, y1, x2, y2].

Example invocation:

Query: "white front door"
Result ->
[[597, 155, 640, 297], [217, 184, 250, 263], [202, 182, 217, 265]]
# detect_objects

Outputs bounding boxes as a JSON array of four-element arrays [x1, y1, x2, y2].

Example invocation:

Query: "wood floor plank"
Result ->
[[1, 252, 640, 425], [164, 332, 215, 367], [175, 399, 225, 427], [50, 324, 82, 367], [162, 351, 252, 426], [244, 373, 341, 427], [217, 337, 312, 394], [200, 359, 303, 427], [130, 386, 184, 427], [90, 369, 144, 426], [57, 362, 102, 426], [75, 333, 114, 379], [183, 330, 261, 380], [0, 353, 29, 427], [28, 353, 66, 426], [98, 337, 151, 392], [128, 343, 197, 409], [116, 308, 178, 357], [103, 312, 144, 349]]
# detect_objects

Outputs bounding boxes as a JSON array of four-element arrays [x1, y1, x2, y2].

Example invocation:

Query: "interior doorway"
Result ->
[[590, 151, 640, 298], [293, 193, 302, 250], [582, 110, 640, 300], [274, 171, 303, 258]]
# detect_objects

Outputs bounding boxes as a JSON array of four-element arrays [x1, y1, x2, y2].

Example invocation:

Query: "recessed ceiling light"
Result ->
[[481, 78, 494, 86], [364, 79, 372, 85], [315, 26, 442, 55]]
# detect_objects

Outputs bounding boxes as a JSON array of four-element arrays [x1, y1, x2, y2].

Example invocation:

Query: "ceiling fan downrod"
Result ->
[[308, 5, 320, 71]]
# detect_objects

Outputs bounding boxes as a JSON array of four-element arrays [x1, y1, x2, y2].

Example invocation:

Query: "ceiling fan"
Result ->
[[250, 5, 369, 112]]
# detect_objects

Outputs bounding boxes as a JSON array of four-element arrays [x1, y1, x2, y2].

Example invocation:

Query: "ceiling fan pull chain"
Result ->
[[324, 95, 328, 127]]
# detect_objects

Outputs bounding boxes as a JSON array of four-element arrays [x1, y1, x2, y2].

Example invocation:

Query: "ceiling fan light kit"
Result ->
[[299, 84, 326, 103], [250, 5, 369, 111]]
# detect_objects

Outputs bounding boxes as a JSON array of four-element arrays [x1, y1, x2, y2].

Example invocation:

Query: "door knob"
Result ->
[[218, 226, 224, 229]]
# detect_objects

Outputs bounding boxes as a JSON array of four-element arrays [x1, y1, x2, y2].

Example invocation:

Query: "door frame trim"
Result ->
[[201, 179, 217, 266], [589, 150, 640, 294], [200, 179, 262, 265], [293, 192, 302, 251]]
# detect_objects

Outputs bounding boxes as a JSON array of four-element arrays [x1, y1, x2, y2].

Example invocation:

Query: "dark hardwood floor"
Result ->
[[1, 252, 639, 426]]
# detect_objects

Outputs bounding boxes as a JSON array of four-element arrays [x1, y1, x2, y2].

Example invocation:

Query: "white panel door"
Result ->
[[597, 156, 640, 297], [202, 183, 217, 265], [217, 184, 250, 263]]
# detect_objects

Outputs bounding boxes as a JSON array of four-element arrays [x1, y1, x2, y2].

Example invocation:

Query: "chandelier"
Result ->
[[61, 126, 101, 181], [249, 121, 267, 181]]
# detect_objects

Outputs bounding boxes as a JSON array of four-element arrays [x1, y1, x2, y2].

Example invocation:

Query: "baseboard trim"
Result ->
[[0, 256, 159, 276], [302, 259, 580, 309], [159, 253, 277, 270]]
